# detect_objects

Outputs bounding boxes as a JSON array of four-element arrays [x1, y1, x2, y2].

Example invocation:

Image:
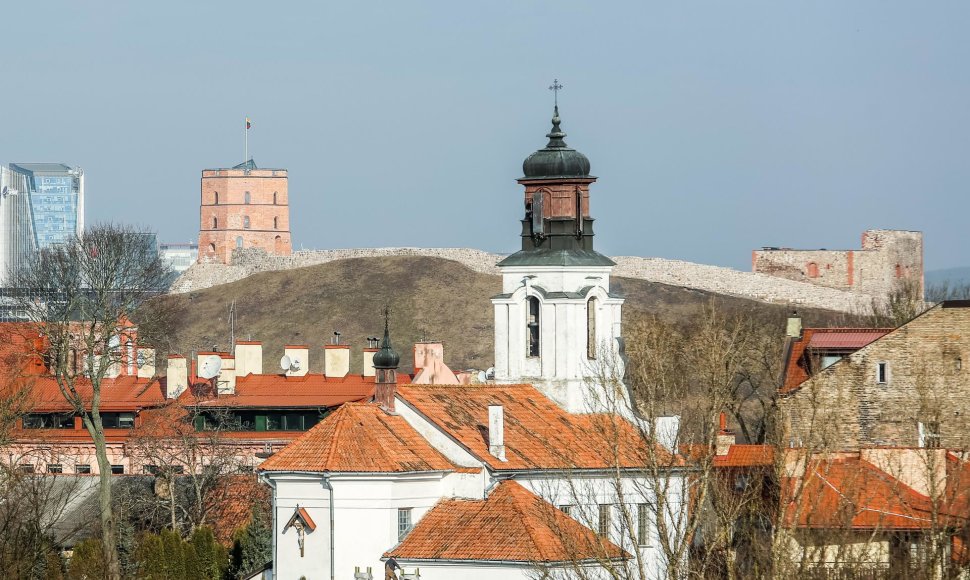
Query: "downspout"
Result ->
[[321, 475, 335, 580]]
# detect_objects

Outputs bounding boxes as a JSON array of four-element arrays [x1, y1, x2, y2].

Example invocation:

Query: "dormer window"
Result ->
[[877, 362, 889, 384], [526, 296, 540, 358]]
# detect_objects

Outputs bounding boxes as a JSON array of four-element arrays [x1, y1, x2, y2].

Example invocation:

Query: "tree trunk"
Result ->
[[86, 415, 122, 580]]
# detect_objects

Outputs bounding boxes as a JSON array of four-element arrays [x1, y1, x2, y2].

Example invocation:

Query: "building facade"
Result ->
[[752, 229, 924, 300], [198, 160, 292, 264], [0, 166, 36, 286], [159, 242, 198, 275], [8, 163, 84, 250]]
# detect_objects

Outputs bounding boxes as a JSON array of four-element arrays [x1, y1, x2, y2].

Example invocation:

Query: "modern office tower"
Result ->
[[0, 166, 37, 286], [8, 163, 84, 250], [159, 242, 199, 275]]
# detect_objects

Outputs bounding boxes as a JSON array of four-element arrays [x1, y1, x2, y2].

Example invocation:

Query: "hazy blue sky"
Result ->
[[3, 1, 968, 270]]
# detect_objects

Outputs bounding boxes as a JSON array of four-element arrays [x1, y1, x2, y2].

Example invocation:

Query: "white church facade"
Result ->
[[258, 106, 688, 580]]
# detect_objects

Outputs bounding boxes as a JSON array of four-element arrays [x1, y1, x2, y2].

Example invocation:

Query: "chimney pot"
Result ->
[[324, 344, 350, 378]]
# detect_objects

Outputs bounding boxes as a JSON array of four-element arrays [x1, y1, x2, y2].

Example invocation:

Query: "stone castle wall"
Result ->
[[173, 247, 874, 313], [752, 230, 923, 299]]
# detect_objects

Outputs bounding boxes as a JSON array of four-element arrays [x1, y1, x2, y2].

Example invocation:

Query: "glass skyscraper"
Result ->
[[8, 163, 85, 250]]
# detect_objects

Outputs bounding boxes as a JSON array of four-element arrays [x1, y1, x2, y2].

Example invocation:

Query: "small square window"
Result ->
[[877, 362, 888, 384], [48, 464, 63, 474], [110, 465, 124, 475], [76, 464, 91, 474], [398, 508, 413, 540]]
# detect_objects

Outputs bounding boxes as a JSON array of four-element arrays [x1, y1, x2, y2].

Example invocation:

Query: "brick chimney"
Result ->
[[235, 341, 263, 376], [488, 405, 507, 461], [786, 310, 803, 339], [166, 355, 188, 399], [715, 412, 736, 456], [136, 348, 156, 379]]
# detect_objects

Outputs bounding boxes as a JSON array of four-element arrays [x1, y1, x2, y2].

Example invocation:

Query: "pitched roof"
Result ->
[[386, 480, 627, 563], [714, 445, 775, 468], [782, 456, 941, 530], [397, 384, 672, 471], [24, 375, 167, 412], [781, 328, 892, 394], [187, 373, 382, 409], [257, 403, 456, 473]]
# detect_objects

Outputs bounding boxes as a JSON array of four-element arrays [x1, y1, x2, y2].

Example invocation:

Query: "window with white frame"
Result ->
[[637, 504, 650, 546], [877, 362, 889, 384], [597, 504, 611, 536], [398, 508, 413, 540]]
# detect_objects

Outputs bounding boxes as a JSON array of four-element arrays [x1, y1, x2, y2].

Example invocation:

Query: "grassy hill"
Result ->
[[165, 256, 844, 374]]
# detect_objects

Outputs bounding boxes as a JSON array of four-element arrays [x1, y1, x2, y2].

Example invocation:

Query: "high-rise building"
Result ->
[[198, 159, 292, 264], [8, 163, 84, 250], [0, 166, 36, 285], [160, 242, 198, 275]]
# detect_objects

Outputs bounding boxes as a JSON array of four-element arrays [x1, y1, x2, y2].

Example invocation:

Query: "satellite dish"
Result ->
[[291, 358, 302, 371], [199, 355, 223, 379], [477, 371, 487, 383], [485, 367, 495, 380], [280, 355, 292, 371]]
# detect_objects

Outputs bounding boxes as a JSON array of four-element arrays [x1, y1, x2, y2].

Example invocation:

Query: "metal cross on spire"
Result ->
[[549, 78, 564, 107]]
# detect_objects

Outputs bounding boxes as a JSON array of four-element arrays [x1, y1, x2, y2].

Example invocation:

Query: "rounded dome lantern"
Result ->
[[373, 330, 400, 369], [521, 107, 591, 179]]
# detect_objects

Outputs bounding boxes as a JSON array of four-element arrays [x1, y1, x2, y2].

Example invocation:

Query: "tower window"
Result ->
[[244, 191, 251, 204], [236, 236, 243, 249], [273, 191, 278, 205], [212, 216, 218, 229], [526, 296, 540, 358], [587, 297, 597, 360], [208, 243, 216, 253], [243, 216, 251, 229], [214, 192, 219, 205], [273, 216, 278, 230], [806, 262, 819, 278]]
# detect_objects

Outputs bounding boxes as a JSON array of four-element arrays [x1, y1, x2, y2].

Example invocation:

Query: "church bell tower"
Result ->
[[491, 102, 626, 413]]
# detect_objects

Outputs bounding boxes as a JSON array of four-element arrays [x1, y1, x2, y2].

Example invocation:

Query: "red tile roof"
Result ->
[[781, 328, 892, 394], [24, 375, 167, 413], [782, 456, 961, 530], [397, 384, 674, 471], [257, 403, 457, 473], [386, 480, 627, 563], [714, 445, 775, 468], [187, 373, 383, 409]]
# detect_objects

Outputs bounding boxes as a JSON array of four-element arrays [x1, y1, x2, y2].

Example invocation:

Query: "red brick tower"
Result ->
[[197, 160, 292, 264]]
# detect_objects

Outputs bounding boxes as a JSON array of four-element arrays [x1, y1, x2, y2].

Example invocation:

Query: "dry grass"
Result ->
[[162, 256, 844, 374]]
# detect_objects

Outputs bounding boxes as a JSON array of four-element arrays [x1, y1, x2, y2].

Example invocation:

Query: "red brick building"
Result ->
[[198, 159, 292, 264]]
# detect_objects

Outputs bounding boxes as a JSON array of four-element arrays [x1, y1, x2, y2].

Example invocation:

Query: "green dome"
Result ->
[[521, 106, 591, 180], [373, 325, 400, 369]]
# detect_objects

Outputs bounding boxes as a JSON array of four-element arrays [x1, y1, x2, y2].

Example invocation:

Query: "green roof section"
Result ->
[[497, 248, 616, 268]]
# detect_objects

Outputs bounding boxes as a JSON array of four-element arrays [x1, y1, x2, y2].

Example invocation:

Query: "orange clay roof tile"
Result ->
[[397, 384, 675, 470], [386, 480, 627, 563], [257, 402, 457, 473]]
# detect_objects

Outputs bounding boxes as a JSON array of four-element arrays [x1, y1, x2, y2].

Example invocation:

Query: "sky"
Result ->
[[2, 1, 969, 271]]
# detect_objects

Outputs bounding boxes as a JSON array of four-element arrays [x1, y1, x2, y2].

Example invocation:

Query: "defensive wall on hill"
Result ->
[[171, 248, 875, 313]]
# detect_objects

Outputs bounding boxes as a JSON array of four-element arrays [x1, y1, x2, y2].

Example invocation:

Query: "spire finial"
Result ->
[[548, 78, 563, 108]]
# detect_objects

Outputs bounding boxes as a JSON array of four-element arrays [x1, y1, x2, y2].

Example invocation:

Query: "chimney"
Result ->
[[136, 348, 156, 379], [363, 336, 380, 377], [166, 355, 188, 399], [413, 342, 444, 373], [488, 405, 507, 461], [654, 416, 681, 452], [217, 355, 236, 395], [715, 412, 735, 456], [324, 345, 350, 378], [786, 310, 803, 339], [235, 341, 263, 376], [283, 345, 309, 377]]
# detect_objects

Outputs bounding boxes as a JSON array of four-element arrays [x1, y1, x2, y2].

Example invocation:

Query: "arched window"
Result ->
[[273, 191, 278, 205], [214, 192, 219, 205], [235, 236, 243, 249], [587, 297, 597, 359], [806, 262, 819, 278], [208, 243, 216, 253], [273, 216, 278, 230], [526, 296, 540, 358], [212, 216, 218, 229], [244, 191, 251, 204], [243, 216, 251, 229]]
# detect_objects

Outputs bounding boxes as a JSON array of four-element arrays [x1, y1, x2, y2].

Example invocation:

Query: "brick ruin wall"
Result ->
[[752, 230, 923, 300], [171, 247, 875, 314]]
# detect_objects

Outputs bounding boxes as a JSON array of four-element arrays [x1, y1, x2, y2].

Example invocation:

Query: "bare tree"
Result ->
[[8, 224, 171, 579]]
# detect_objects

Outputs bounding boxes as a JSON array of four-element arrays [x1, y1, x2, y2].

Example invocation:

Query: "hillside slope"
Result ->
[[167, 256, 844, 373]]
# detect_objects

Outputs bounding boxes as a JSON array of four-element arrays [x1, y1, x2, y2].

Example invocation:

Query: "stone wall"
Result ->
[[781, 303, 970, 450], [752, 229, 923, 299], [171, 247, 874, 313]]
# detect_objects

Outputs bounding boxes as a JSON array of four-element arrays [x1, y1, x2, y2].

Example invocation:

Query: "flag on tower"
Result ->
[[246, 117, 251, 129]]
